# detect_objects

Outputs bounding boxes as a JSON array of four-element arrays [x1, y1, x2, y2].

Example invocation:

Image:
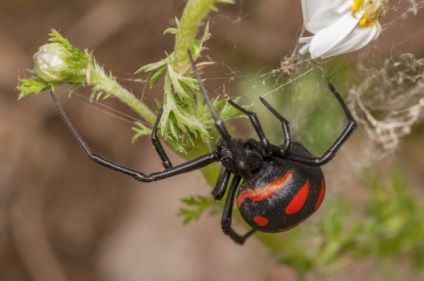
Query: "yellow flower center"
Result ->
[[351, 0, 387, 27]]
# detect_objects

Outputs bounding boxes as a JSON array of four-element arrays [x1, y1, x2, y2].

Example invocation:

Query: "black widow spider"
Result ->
[[49, 51, 357, 245]]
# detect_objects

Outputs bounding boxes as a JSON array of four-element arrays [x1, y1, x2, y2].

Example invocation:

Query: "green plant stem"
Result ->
[[168, 0, 226, 186], [91, 65, 157, 125], [174, 0, 220, 71]]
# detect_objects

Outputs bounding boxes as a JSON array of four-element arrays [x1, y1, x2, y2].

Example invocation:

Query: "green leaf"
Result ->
[[135, 56, 169, 87], [177, 195, 217, 225], [16, 78, 50, 99], [131, 121, 152, 143], [164, 27, 178, 35]]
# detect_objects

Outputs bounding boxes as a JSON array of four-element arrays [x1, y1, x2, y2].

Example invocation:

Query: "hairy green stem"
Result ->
[[174, 0, 220, 70], [90, 65, 157, 125], [170, 0, 229, 186]]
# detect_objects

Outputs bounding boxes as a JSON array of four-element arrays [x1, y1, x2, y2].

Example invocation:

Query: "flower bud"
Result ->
[[34, 43, 74, 83]]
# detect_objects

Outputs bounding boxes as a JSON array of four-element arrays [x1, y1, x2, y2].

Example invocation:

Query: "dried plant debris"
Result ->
[[348, 53, 424, 159]]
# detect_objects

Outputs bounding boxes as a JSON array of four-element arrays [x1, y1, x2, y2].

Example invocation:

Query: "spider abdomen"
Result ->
[[236, 156, 325, 233]]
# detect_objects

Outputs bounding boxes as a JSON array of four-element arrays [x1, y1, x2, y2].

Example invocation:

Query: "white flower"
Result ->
[[299, 0, 387, 59]]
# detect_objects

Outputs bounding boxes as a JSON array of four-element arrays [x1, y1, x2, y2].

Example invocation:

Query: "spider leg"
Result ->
[[227, 100, 272, 156], [258, 97, 292, 155], [188, 50, 252, 180], [151, 104, 173, 169], [211, 167, 231, 200], [285, 83, 357, 166], [50, 91, 219, 182], [220, 175, 255, 245]]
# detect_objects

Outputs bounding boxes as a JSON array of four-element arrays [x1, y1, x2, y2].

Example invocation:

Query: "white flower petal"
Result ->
[[298, 36, 313, 55], [322, 25, 380, 58], [301, 0, 351, 33], [307, 12, 360, 59], [299, 36, 313, 44], [299, 0, 386, 58]]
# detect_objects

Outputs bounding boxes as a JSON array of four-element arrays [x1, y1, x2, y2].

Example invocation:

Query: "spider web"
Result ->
[[348, 53, 424, 161], [71, 0, 424, 164], [344, 0, 424, 162], [208, 0, 424, 164]]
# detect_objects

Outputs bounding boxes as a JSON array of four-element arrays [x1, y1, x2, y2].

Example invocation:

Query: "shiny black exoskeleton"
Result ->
[[49, 50, 356, 245], [236, 142, 325, 233]]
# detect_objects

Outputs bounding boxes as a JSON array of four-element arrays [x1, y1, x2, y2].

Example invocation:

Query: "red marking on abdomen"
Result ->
[[315, 180, 325, 210], [253, 216, 269, 227], [285, 180, 310, 214], [237, 170, 294, 208]]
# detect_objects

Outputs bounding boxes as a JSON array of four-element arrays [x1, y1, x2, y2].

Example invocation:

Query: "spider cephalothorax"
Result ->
[[217, 138, 264, 176]]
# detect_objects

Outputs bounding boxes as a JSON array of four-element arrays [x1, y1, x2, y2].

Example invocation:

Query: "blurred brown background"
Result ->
[[1, 1, 423, 281]]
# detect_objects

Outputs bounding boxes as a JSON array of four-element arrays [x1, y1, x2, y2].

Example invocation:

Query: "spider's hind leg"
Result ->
[[212, 167, 231, 200], [221, 175, 256, 245]]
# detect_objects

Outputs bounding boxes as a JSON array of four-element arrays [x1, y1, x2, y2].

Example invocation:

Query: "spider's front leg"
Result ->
[[227, 100, 272, 156], [150, 104, 173, 169], [188, 50, 252, 180], [259, 97, 292, 155], [285, 83, 357, 166], [50, 91, 219, 182]]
